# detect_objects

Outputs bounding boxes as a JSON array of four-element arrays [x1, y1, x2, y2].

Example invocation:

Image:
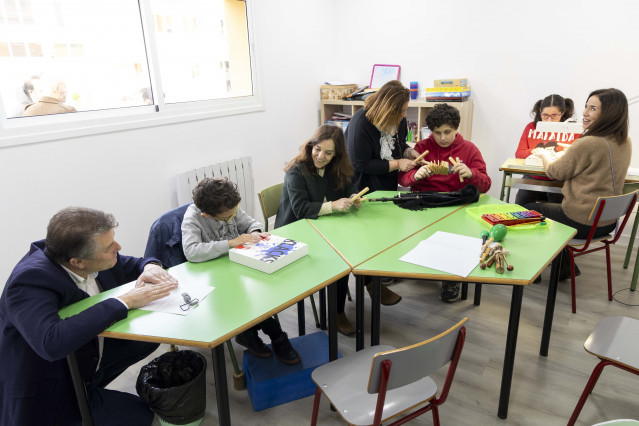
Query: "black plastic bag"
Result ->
[[368, 184, 480, 211], [136, 350, 207, 425]]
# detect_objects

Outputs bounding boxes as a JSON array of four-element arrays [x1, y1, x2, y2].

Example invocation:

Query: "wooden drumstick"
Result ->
[[448, 157, 464, 182], [415, 150, 429, 163], [351, 187, 369, 202]]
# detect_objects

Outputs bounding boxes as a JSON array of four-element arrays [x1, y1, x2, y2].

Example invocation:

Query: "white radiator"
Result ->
[[176, 156, 254, 216]]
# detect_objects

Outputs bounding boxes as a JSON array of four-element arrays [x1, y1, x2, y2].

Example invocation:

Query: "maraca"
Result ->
[[481, 224, 508, 250], [480, 230, 490, 245], [491, 223, 508, 242]]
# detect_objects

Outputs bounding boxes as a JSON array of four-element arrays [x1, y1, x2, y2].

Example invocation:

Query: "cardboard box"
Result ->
[[320, 84, 358, 100], [434, 78, 469, 87]]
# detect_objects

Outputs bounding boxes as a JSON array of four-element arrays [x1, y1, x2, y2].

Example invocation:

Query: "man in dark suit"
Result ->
[[0, 207, 179, 426]]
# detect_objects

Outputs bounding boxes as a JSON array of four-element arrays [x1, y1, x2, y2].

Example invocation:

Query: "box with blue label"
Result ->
[[229, 234, 308, 274]]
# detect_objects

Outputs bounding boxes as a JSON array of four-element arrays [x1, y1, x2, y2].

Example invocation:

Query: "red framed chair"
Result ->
[[568, 316, 639, 425], [566, 191, 638, 313], [310, 318, 467, 426]]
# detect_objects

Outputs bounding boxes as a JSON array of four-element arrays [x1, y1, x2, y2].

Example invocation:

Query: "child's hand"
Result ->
[[251, 231, 270, 238], [414, 165, 432, 181], [332, 198, 354, 212], [452, 162, 472, 179], [229, 233, 262, 248]]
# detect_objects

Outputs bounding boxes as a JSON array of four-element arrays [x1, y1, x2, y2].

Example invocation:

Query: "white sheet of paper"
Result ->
[[399, 231, 482, 277], [114, 282, 214, 316]]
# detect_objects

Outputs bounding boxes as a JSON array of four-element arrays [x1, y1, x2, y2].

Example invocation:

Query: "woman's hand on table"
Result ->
[[532, 148, 550, 159], [332, 198, 354, 212], [352, 197, 365, 209], [531, 148, 553, 169]]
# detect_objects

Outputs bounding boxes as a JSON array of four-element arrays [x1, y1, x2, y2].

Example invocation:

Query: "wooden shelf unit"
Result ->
[[320, 99, 474, 140]]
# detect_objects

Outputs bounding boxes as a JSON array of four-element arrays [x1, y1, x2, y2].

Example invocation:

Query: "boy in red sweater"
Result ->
[[399, 103, 491, 193], [398, 103, 491, 302]]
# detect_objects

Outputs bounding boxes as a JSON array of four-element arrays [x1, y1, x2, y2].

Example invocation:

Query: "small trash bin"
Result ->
[[136, 350, 207, 426]]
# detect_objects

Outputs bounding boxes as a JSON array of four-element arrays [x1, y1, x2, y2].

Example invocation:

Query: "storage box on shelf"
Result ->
[[320, 84, 358, 100], [320, 99, 474, 140]]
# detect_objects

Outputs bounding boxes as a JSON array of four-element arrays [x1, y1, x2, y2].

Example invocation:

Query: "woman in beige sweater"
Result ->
[[528, 88, 631, 278]]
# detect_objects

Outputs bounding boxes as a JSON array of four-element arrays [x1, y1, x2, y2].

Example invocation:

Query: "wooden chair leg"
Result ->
[[226, 340, 245, 390], [311, 387, 322, 426], [568, 360, 613, 426]]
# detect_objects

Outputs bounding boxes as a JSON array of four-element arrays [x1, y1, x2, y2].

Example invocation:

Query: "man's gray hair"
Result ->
[[45, 207, 118, 263]]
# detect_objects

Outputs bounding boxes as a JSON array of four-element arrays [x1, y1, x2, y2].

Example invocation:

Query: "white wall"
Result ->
[[2, 0, 639, 288], [330, 0, 639, 191]]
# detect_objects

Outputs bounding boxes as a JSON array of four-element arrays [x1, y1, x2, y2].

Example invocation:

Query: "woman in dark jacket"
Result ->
[[276, 125, 361, 336]]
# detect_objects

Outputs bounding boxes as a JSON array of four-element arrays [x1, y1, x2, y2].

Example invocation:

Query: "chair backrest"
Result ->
[[367, 317, 468, 393], [589, 191, 638, 224], [144, 204, 191, 268], [258, 183, 283, 232]]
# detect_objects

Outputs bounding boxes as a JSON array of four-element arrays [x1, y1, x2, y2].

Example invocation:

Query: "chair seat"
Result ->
[[568, 234, 612, 247], [311, 345, 438, 425], [569, 316, 639, 425], [584, 316, 639, 372]]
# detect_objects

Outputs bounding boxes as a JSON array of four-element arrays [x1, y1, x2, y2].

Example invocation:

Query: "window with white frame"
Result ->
[[0, 0, 257, 144]]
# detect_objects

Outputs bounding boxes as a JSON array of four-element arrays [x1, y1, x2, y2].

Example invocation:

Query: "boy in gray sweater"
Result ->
[[182, 178, 300, 364]]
